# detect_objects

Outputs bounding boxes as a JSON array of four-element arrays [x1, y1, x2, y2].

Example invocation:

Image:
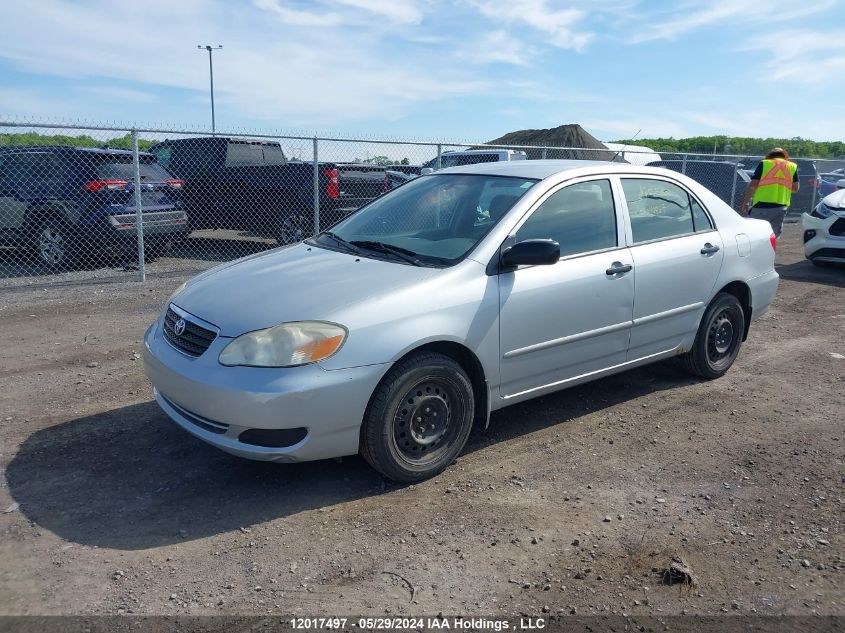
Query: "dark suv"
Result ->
[[0, 146, 189, 268]]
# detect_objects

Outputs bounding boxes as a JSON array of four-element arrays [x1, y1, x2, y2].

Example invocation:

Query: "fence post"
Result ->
[[542, 148, 547, 160], [131, 129, 146, 282], [436, 144, 442, 170], [681, 153, 688, 175], [312, 137, 320, 236]]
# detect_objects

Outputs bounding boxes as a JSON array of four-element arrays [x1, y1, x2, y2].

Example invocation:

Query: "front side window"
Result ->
[[313, 174, 537, 265], [515, 179, 617, 258], [622, 178, 703, 243]]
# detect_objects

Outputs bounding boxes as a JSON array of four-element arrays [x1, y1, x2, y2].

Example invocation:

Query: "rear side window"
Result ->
[[1, 153, 65, 187], [95, 156, 174, 181], [690, 198, 713, 231], [516, 179, 617, 257], [225, 142, 286, 167], [623, 178, 712, 242]]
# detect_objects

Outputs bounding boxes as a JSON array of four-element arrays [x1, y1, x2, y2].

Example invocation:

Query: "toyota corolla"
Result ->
[[144, 161, 779, 482]]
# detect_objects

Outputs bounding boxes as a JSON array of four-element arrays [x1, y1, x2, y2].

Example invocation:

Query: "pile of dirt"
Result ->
[[485, 124, 618, 161]]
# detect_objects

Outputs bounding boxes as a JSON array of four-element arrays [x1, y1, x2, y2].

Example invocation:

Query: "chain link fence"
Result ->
[[1, 118, 842, 288]]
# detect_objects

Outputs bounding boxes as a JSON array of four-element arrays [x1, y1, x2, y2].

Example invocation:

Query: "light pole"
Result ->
[[197, 45, 222, 132]]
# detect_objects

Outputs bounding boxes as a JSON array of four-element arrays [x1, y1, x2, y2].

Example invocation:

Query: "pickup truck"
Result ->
[[148, 137, 381, 244], [383, 149, 528, 191]]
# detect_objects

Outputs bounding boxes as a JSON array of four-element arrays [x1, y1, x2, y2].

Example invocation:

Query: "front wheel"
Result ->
[[680, 292, 745, 379], [360, 352, 475, 482]]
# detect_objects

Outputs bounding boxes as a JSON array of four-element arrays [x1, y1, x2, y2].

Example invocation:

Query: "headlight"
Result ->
[[812, 203, 834, 219], [218, 321, 347, 367]]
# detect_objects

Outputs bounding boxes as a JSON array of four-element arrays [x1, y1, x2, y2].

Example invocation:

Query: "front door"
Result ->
[[619, 177, 725, 359], [498, 178, 635, 400]]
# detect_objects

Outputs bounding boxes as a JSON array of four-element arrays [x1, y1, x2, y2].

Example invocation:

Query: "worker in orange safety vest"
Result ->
[[740, 148, 799, 237]]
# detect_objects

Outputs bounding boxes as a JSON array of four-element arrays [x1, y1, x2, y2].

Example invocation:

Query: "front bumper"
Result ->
[[802, 213, 845, 263], [143, 321, 390, 462]]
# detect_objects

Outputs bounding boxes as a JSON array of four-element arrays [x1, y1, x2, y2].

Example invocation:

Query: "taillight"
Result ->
[[83, 180, 127, 193], [166, 179, 184, 189], [324, 168, 339, 199], [770, 233, 777, 251]]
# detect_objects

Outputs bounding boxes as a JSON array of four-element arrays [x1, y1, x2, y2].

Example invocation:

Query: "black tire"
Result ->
[[680, 292, 745, 379], [275, 213, 311, 246], [33, 215, 78, 270], [360, 352, 475, 482]]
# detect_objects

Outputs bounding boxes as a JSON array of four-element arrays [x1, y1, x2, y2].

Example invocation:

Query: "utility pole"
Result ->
[[197, 45, 223, 132]]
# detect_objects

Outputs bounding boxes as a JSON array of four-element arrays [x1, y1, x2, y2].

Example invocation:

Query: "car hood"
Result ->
[[172, 243, 440, 336], [821, 188, 845, 210]]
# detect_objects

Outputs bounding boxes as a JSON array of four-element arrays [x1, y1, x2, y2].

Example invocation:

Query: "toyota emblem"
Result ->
[[174, 318, 186, 336]]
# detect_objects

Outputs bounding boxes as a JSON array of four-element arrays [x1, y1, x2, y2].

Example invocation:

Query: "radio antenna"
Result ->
[[609, 128, 642, 163]]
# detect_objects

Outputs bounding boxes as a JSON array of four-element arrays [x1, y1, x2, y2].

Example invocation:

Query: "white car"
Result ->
[[802, 181, 845, 266]]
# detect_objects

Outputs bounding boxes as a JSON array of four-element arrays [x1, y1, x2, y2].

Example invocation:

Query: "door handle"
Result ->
[[606, 262, 632, 275], [700, 243, 720, 255]]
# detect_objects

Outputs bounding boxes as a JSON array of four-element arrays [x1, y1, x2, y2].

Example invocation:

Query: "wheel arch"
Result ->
[[365, 340, 490, 433], [715, 280, 752, 341]]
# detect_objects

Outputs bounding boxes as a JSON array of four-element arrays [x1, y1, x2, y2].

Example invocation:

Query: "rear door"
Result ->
[[620, 177, 724, 360], [498, 177, 634, 400]]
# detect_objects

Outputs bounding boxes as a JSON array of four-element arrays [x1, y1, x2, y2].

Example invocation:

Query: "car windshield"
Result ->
[[311, 174, 537, 266]]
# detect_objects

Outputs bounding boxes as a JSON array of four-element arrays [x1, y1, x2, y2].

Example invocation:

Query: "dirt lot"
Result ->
[[0, 222, 842, 619]]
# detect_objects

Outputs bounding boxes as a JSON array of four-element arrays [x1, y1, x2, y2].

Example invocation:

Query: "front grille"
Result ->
[[164, 395, 229, 435], [829, 218, 845, 237], [163, 305, 218, 357], [811, 248, 845, 261]]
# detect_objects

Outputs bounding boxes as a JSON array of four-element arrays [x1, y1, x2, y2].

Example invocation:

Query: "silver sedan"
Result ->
[[144, 161, 779, 482]]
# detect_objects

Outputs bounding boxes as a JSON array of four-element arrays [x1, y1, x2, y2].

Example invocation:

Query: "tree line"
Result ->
[[3, 131, 843, 160], [611, 135, 845, 159], [0, 131, 157, 152]]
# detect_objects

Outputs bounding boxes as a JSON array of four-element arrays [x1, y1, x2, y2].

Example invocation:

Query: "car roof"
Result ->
[[435, 159, 650, 180]]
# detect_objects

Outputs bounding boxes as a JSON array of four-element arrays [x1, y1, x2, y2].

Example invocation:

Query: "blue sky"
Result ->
[[0, 0, 843, 143]]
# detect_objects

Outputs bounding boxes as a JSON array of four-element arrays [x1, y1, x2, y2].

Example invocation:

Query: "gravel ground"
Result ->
[[0, 222, 842, 619]]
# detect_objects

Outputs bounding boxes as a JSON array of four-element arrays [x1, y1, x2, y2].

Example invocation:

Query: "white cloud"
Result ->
[[467, 0, 593, 52], [457, 30, 537, 66], [743, 29, 845, 85], [0, 0, 487, 127], [252, 0, 344, 26], [333, 0, 424, 24], [632, 0, 837, 43]]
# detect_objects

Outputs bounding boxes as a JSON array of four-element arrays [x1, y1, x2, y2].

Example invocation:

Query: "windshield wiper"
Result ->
[[315, 231, 362, 255], [350, 240, 427, 266]]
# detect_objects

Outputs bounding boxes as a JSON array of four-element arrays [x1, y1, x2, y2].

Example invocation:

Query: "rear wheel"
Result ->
[[275, 214, 311, 245], [680, 292, 745, 379], [360, 352, 475, 482], [33, 216, 78, 270]]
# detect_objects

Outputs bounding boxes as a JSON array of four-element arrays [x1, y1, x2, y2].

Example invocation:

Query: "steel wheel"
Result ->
[[391, 377, 467, 467], [681, 292, 745, 379], [360, 351, 475, 482]]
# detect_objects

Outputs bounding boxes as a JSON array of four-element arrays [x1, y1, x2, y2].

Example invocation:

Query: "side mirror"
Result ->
[[501, 239, 560, 269], [420, 167, 435, 175], [837, 179, 845, 190]]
